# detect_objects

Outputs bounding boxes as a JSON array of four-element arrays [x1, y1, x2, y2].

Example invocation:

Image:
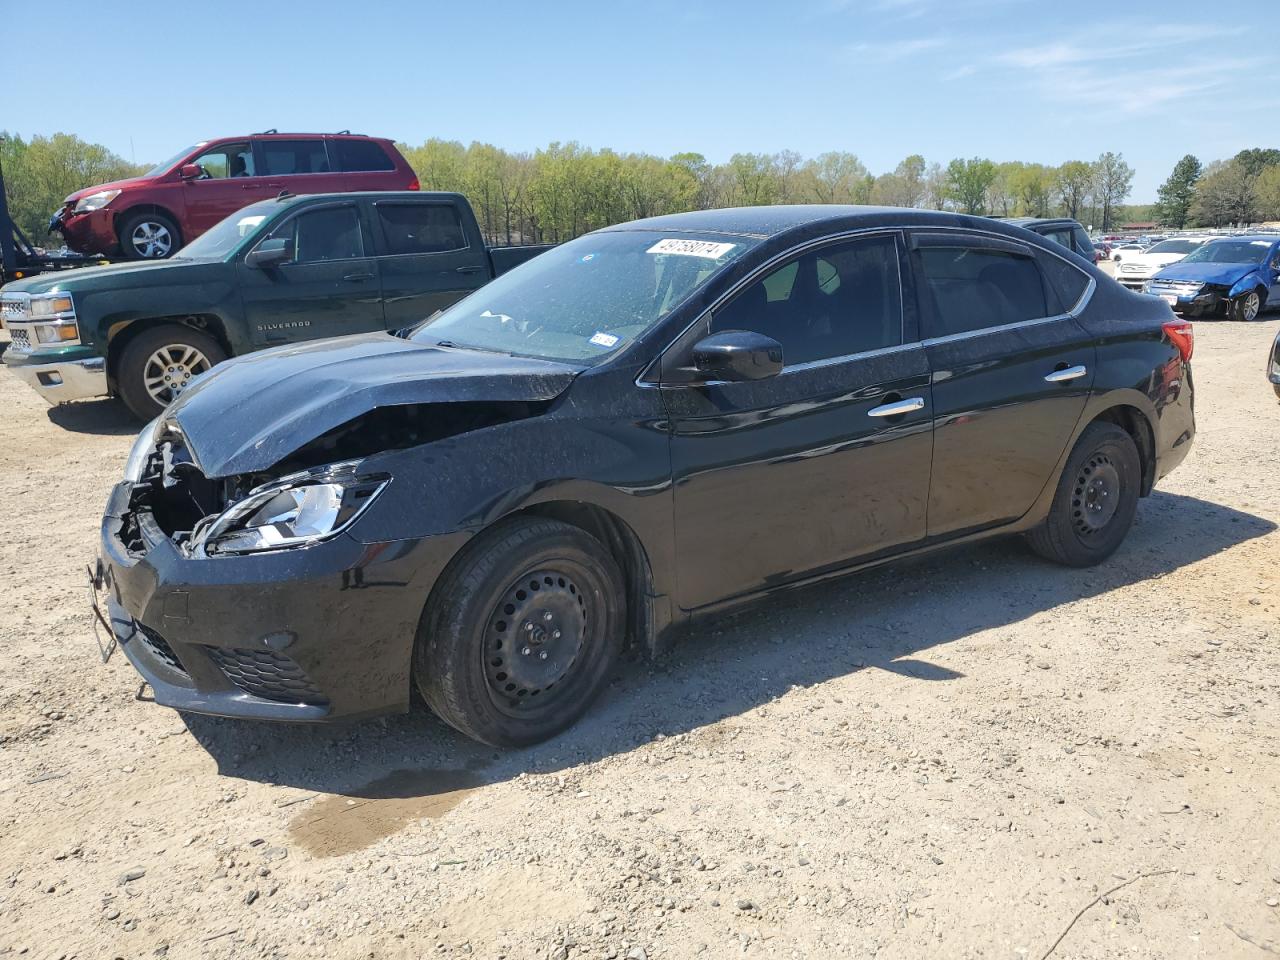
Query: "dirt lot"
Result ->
[[1, 318, 1278, 960]]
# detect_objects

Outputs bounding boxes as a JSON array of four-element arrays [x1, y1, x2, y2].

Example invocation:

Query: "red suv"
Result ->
[[50, 131, 419, 260]]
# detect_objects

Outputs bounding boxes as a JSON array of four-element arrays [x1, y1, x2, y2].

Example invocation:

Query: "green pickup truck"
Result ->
[[0, 191, 549, 418]]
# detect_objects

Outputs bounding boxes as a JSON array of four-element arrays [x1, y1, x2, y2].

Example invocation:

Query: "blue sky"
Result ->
[[8, 0, 1272, 203]]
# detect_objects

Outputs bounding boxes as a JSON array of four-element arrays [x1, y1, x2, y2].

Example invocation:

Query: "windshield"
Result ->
[[412, 231, 759, 363], [143, 143, 204, 178], [1180, 240, 1273, 265], [1147, 239, 1203, 255], [177, 202, 275, 260]]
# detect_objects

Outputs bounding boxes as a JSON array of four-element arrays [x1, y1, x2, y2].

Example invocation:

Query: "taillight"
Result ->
[[407, 175, 420, 191], [1163, 319, 1193, 362]]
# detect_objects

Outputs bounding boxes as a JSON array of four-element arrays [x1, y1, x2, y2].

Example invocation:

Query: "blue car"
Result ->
[[1146, 235, 1280, 321]]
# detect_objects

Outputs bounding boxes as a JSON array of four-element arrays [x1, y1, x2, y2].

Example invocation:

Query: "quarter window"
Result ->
[[917, 246, 1050, 337], [283, 207, 364, 263], [375, 204, 466, 255], [710, 234, 903, 366], [1038, 252, 1090, 313], [333, 139, 396, 172], [260, 139, 331, 176]]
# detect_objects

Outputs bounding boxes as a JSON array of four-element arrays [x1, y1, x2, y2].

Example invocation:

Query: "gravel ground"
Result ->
[[1, 318, 1278, 960]]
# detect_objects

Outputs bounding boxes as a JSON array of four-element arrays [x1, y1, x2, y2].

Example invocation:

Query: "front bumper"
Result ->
[[2, 347, 108, 402], [1147, 284, 1228, 318], [51, 207, 118, 257], [97, 481, 468, 722]]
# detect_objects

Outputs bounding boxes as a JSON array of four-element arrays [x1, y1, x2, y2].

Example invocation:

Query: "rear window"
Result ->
[[260, 139, 331, 176], [375, 203, 466, 254], [333, 139, 395, 172], [918, 247, 1050, 337]]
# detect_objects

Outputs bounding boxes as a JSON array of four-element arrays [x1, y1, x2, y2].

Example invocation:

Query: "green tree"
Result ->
[[1255, 164, 1280, 222], [1091, 151, 1134, 231], [798, 152, 868, 205], [1153, 154, 1201, 228], [1232, 148, 1280, 179], [1189, 159, 1257, 226], [1054, 160, 1093, 221], [1009, 163, 1054, 217], [945, 157, 997, 215]]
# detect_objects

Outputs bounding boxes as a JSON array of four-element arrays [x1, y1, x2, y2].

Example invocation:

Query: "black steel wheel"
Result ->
[[1027, 421, 1141, 567], [414, 517, 624, 746]]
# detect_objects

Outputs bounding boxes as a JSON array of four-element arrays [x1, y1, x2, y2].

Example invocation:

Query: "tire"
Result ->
[[414, 517, 625, 747], [1229, 288, 1263, 322], [118, 210, 181, 260], [1027, 422, 1141, 567], [116, 324, 227, 419]]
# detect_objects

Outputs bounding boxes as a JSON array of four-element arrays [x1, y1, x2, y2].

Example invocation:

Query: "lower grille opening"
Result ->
[[205, 647, 329, 707], [136, 624, 187, 674]]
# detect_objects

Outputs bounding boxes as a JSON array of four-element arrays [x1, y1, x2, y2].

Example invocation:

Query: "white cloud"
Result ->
[[847, 36, 947, 63]]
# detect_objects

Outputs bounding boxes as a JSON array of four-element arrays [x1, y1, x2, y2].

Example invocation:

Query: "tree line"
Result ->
[[4, 129, 1274, 252], [1154, 149, 1280, 229]]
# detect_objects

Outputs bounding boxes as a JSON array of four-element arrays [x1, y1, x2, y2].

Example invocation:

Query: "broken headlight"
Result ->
[[190, 461, 388, 556], [124, 417, 163, 482]]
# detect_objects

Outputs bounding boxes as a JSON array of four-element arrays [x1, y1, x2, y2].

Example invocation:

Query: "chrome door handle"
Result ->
[[1044, 365, 1087, 383], [867, 397, 925, 418]]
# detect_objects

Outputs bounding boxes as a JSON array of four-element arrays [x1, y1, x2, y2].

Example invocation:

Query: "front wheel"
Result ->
[[118, 211, 181, 260], [1027, 422, 1141, 567], [1229, 289, 1263, 322], [414, 518, 625, 746], [116, 324, 227, 419]]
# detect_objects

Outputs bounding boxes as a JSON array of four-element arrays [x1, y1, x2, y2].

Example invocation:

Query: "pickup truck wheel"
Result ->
[[116, 325, 227, 419], [119, 211, 181, 260], [1026, 422, 1141, 568], [414, 518, 624, 747], [1229, 289, 1263, 322]]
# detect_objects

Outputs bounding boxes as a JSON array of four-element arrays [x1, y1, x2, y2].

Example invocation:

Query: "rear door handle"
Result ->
[[342, 272, 374, 283], [455, 265, 484, 274], [867, 397, 925, 418], [1044, 364, 1087, 383]]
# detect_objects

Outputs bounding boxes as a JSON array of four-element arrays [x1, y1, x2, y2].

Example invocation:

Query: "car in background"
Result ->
[[1114, 237, 1209, 290], [1093, 241, 1113, 260], [3, 192, 549, 418], [999, 217, 1098, 262], [1111, 242, 1147, 263], [92, 205, 1196, 745], [1269, 329, 1280, 400], [50, 132, 419, 261], [1146, 235, 1280, 321]]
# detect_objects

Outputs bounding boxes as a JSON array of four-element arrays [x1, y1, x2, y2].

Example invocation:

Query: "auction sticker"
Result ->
[[647, 238, 737, 259], [589, 331, 620, 348]]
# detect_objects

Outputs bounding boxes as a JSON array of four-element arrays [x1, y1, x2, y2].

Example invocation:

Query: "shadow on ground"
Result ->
[[46, 397, 139, 436], [182, 490, 1274, 847]]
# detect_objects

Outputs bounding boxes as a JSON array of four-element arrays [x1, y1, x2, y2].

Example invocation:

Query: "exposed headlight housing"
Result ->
[[73, 190, 121, 214], [124, 417, 164, 482], [189, 461, 388, 557]]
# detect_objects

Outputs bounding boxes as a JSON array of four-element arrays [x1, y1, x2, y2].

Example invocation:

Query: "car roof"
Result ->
[[1001, 217, 1077, 228], [598, 205, 1043, 241], [1209, 234, 1280, 244], [270, 190, 459, 207]]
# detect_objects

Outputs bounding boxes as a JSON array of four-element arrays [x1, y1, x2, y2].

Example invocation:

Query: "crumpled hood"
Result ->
[[1120, 252, 1189, 273], [63, 176, 154, 205], [166, 333, 582, 477], [1154, 260, 1257, 286]]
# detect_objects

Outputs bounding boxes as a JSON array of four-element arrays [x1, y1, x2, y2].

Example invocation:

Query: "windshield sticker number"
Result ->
[[647, 238, 737, 259], [589, 332, 620, 348]]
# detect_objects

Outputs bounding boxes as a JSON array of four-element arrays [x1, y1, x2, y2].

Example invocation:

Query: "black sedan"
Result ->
[[95, 206, 1197, 746]]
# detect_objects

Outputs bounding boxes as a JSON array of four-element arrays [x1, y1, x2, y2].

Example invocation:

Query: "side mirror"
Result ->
[[245, 236, 294, 269], [690, 330, 783, 382], [179, 163, 204, 181]]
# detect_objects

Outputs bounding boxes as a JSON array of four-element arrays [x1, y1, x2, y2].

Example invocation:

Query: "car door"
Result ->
[[183, 141, 271, 236], [237, 201, 385, 347], [909, 230, 1096, 539], [254, 138, 342, 197], [1267, 243, 1280, 306], [368, 198, 489, 329], [660, 231, 934, 610]]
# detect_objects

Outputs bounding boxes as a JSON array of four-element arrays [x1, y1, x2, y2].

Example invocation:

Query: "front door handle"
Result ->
[[341, 272, 374, 282], [1044, 364, 1087, 383], [455, 264, 484, 274], [867, 397, 925, 418]]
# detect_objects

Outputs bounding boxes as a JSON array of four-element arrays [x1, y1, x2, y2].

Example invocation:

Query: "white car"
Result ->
[[1110, 242, 1147, 263], [1114, 237, 1209, 289]]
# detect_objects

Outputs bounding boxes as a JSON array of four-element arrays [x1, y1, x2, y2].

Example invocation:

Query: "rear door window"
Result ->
[[916, 245, 1050, 337], [375, 203, 466, 254], [260, 139, 331, 176], [333, 139, 395, 172], [281, 206, 365, 263], [1042, 228, 1074, 251]]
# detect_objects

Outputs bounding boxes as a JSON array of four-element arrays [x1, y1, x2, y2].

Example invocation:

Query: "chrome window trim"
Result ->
[[368, 199, 473, 258], [919, 312, 1069, 348], [640, 227, 908, 386]]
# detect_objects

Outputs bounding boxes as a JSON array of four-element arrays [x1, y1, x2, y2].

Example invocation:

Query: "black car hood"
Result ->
[[167, 333, 582, 477]]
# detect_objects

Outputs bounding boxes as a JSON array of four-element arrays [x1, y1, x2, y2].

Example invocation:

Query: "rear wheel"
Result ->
[[1229, 289, 1263, 322], [414, 518, 624, 746], [116, 324, 226, 419], [1027, 422, 1141, 567], [118, 211, 181, 260]]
